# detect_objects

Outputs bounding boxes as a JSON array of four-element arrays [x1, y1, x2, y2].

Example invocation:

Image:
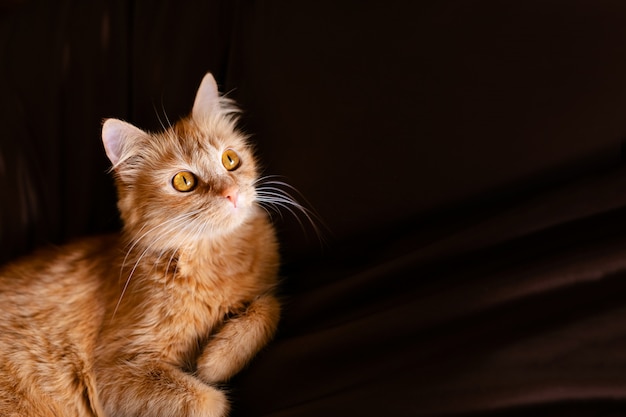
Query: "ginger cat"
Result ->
[[0, 73, 281, 416]]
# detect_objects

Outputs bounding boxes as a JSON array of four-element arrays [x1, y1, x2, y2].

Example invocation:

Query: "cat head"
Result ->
[[102, 73, 260, 250]]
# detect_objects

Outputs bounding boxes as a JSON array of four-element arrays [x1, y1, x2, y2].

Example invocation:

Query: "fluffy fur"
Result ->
[[0, 73, 282, 416]]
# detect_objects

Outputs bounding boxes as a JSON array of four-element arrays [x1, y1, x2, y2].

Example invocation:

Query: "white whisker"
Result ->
[[153, 97, 173, 132], [161, 101, 173, 130], [112, 209, 206, 320], [253, 176, 326, 244], [257, 187, 319, 227]]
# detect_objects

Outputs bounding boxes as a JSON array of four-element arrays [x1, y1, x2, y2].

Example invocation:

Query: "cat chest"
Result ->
[[143, 280, 245, 364]]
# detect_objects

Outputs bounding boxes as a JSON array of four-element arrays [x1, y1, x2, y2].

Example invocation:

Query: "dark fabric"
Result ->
[[2, 1, 626, 416]]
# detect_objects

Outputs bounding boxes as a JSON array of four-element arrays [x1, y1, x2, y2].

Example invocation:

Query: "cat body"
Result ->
[[0, 73, 281, 416]]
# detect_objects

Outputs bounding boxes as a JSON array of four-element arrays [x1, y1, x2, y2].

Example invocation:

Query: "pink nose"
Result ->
[[222, 187, 239, 208]]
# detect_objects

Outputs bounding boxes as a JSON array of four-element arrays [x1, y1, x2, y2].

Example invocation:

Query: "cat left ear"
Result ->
[[102, 118, 146, 166], [192, 72, 220, 120]]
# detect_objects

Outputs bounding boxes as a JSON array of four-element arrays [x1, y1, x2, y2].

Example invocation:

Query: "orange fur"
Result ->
[[0, 73, 280, 416]]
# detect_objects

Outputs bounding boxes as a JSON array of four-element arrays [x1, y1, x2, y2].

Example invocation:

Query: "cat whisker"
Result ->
[[119, 210, 202, 280], [119, 222, 150, 282], [165, 215, 210, 278], [255, 201, 278, 220], [153, 104, 168, 132], [256, 187, 318, 226], [254, 177, 326, 244], [258, 199, 304, 228], [114, 239, 163, 320], [161, 102, 173, 130], [146, 209, 214, 286], [115, 238, 177, 320], [113, 209, 205, 320], [152, 96, 173, 132], [255, 178, 318, 212], [164, 215, 213, 286], [252, 174, 284, 186]]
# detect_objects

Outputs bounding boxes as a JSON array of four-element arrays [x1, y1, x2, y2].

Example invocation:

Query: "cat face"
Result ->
[[102, 73, 260, 251]]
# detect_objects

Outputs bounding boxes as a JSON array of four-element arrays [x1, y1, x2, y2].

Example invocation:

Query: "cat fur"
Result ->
[[0, 73, 280, 417]]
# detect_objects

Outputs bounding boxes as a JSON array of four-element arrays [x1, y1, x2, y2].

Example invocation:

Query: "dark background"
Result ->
[[3, 1, 626, 416]]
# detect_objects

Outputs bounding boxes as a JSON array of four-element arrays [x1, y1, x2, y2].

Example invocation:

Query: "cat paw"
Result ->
[[189, 385, 229, 417]]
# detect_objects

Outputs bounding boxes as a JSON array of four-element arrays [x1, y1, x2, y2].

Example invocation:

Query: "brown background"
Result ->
[[2, 1, 626, 416]]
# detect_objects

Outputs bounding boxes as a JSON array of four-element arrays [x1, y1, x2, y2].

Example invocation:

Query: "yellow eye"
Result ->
[[172, 171, 197, 192], [222, 149, 241, 171]]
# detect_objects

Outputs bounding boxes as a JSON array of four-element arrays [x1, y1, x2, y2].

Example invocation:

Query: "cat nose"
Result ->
[[222, 187, 239, 208]]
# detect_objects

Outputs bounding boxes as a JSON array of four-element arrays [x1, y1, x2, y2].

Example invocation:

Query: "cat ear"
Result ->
[[192, 72, 220, 120], [102, 118, 146, 166]]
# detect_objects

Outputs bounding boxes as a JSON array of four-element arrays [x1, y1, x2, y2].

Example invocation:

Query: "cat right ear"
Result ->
[[102, 119, 146, 166], [192, 72, 220, 120]]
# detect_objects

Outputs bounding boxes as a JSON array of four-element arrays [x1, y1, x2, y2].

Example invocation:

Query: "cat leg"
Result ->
[[97, 361, 228, 417], [197, 294, 280, 384]]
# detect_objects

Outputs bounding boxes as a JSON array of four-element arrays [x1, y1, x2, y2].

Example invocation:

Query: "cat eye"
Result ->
[[222, 149, 241, 171], [172, 171, 197, 192]]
